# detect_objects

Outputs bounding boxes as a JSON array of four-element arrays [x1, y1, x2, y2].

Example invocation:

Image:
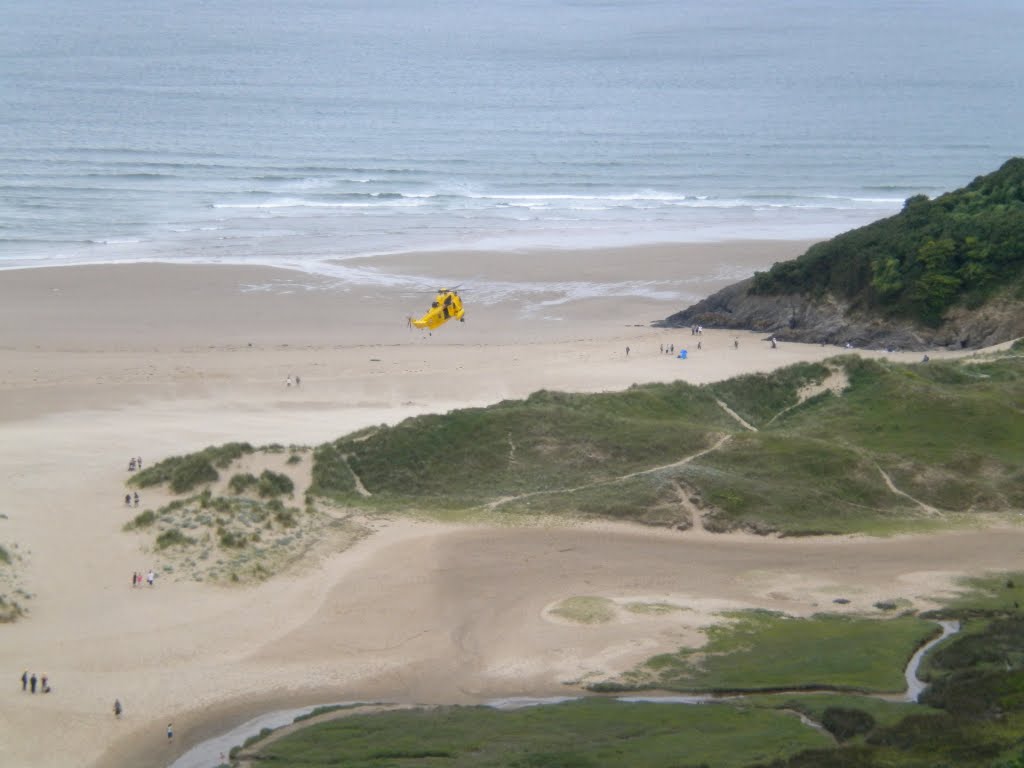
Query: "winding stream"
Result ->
[[903, 620, 960, 703], [170, 620, 962, 768]]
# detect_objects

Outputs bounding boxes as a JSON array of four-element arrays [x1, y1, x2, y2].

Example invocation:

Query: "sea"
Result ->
[[1, 0, 1022, 279]]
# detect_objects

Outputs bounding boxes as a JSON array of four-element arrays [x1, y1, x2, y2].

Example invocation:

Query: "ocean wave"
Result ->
[[201, 188, 904, 215], [210, 195, 430, 210]]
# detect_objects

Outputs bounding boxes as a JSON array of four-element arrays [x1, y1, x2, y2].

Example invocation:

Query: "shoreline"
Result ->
[[0, 242, 1018, 768]]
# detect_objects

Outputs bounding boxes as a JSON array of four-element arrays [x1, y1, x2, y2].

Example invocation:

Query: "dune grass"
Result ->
[[323, 382, 737, 508], [130, 442, 255, 493], [304, 352, 1024, 535], [707, 361, 831, 428], [550, 596, 617, 624], [132, 352, 1023, 537], [122, 490, 363, 584]]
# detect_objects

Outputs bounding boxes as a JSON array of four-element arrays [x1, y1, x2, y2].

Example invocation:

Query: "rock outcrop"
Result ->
[[657, 278, 1024, 351]]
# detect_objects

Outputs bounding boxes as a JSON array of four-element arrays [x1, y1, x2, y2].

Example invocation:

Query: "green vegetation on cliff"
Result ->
[[751, 158, 1024, 325]]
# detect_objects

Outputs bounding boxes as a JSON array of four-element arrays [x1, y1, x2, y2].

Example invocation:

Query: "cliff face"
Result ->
[[657, 278, 1024, 350], [658, 159, 1024, 350]]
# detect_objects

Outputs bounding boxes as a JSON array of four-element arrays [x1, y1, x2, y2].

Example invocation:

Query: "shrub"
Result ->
[[124, 510, 156, 530], [131, 442, 253, 490], [229, 473, 259, 494], [156, 528, 193, 549], [169, 455, 219, 494], [0, 545, 10, 565], [257, 470, 294, 498], [821, 707, 876, 742], [274, 508, 298, 527], [218, 528, 247, 549]]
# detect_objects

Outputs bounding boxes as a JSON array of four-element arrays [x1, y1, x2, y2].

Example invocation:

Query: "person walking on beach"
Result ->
[[114, 699, 122, 718], [625, 346, 630, 357], [167, 723, 174, 742], [30, 673, 37, 693], [133, 492, 139, 507], [734, 338, 739, 350], [147, 569, 155, 587], [21, 670, 28, 691], [132, 572, 138, 588]]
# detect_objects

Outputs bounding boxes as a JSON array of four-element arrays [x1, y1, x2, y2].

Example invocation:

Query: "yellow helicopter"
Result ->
[[408, 287, 466, 331]]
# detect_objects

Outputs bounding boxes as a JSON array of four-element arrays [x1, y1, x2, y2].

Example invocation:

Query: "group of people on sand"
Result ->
[[285, 374, 301, 387], [125, 457, 143, 507], [20, 670, 51, 694], [132, 569, 156, 588], [660, 343, 677, 355]]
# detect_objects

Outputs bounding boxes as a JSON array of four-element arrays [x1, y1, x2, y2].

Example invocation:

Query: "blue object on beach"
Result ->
[[678, 350, 687, 359]]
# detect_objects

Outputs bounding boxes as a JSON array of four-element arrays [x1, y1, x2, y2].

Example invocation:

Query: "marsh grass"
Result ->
[[746, 691, 928, 731], [229, 570, 1024, 768], [246, 698, 830, 768], [924, 571, 1024, 618], [618, 610, 937, 693]]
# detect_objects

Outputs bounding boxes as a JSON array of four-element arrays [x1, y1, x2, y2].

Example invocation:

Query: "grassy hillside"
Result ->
[[128, 349, 1024, 553], [751, 158, 1024, 326], [308, 352, 1024, 535]]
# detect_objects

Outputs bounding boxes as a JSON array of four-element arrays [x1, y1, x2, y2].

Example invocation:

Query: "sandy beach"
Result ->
[[0, 241, 1020, 768]]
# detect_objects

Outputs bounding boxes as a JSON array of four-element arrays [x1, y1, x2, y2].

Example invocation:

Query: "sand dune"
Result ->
[[0, 243, 1018, 768]]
